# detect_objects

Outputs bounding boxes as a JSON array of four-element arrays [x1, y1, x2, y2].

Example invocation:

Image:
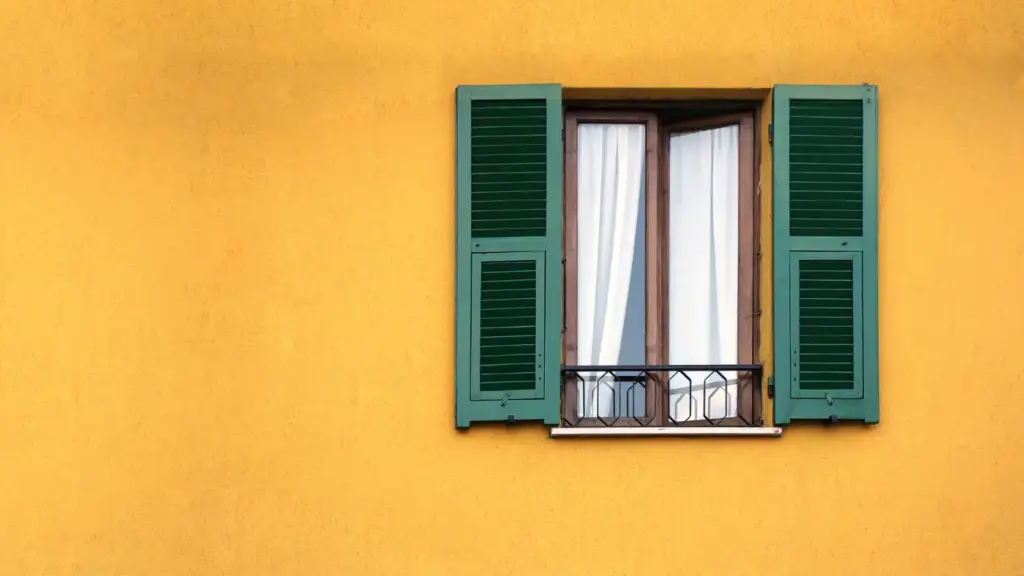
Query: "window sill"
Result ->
[[550, 426, 783, 438]]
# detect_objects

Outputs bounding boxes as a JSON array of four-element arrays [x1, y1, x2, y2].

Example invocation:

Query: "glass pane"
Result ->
[[575, 123, 646, 419], [667, 125, 739, 422]]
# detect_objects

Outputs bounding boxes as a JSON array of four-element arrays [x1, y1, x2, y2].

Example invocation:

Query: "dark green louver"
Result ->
[[455, 85, 562, 428], [797, 259, 856, 391], [471, 100, 548, 238], [476, 258, 542, 394], [773, 85, 879, 425], [789, 99, 864, 237]]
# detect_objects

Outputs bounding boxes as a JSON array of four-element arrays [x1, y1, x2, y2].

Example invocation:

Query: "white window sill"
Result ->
[[550, 426, 783, 438]]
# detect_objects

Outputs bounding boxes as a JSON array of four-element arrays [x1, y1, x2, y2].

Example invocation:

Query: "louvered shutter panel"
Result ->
[[772, 84, 879, 424], [455, 84, 562, 428]]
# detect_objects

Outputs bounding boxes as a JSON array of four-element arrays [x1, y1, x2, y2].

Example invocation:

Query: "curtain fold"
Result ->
[[576, 124, 646, 418], [668, 126, 739, 422]]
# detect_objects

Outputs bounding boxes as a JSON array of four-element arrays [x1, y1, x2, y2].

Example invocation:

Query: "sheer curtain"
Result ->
[[576, 124, 646, 418], [668, 125, 739, 422]]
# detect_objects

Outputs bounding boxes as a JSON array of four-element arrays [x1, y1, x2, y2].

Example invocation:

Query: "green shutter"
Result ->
[[455, 84, 562, 428], [772, 84, 879, 424]]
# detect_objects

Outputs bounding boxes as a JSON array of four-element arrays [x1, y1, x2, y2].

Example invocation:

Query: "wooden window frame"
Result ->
[[562, 108, 759, 427], [563, 111, 662, 427]]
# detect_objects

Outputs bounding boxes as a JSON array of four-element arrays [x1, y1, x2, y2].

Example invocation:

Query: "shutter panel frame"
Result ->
[[455, 84, 563, 428], [772, 84, 879, 425]]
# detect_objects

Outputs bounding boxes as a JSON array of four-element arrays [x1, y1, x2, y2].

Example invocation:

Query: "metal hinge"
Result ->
[[768, 123, 774, 146], [767, 376, 775, 398]]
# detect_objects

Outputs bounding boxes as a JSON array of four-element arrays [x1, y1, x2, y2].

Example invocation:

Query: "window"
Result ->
[[454, 84, 879, 432], [562, 109, 759, 427]]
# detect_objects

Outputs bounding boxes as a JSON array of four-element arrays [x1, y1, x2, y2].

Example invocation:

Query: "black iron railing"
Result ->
[[561, 364, 764, 427]]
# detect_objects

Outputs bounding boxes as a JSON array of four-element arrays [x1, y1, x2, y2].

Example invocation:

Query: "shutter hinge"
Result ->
[[767, 376, 775, 398], [768, 123, 774, 147]]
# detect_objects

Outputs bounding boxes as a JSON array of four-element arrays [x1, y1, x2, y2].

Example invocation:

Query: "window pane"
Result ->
[[668, 125, 739, 422], [575, 123, 646, 419]]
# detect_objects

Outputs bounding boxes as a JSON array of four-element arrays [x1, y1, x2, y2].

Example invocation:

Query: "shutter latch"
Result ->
[[767, 376, 775, 398], [768, 123, 773, 146]]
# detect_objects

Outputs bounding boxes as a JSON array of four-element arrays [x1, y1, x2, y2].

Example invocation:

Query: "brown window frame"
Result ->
[[562, 108, 759, 427]]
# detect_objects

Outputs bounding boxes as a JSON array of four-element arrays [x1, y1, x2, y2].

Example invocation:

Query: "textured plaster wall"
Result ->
[[0, 0, 1022, 573]]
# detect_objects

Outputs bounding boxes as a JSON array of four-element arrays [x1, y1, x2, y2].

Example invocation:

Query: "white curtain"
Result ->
[[576, 124, 646, 418], [668, 126, 739, 422]]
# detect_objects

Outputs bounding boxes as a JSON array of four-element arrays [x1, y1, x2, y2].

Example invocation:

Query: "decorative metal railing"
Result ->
[[561, 364, 764, 427]]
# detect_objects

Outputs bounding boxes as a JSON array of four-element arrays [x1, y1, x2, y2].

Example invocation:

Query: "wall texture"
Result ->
[[1, 0, 1023, 574]]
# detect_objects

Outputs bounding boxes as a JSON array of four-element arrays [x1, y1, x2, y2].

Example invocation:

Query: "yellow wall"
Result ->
[[2, 0, 1023, 573]]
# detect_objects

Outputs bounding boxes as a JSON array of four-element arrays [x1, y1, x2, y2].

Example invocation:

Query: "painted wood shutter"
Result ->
[[455, 84, 562, 428], [772, 84, 879, 424]]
